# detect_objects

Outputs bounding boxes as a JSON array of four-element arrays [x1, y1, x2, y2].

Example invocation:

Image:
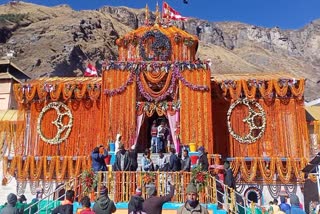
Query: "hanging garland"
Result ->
[[139, 30, 172, 61], [136, 100, 180, 116], [227, 98, 266, 144], [104, 71, 135, 96], [104, 61, 209, 72], [173, 65, 209, 91], [37, 102, 73, 145], [136, 70, 176, 102], [104, 64, 209, 100]]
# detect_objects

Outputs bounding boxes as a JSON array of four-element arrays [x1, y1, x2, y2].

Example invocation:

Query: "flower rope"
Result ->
[[104, 71, 135, 96], [230, 157, 241, 177], [258, 158, 276, 182], [276, 158, 292, 184], [239, 158, 257, 182], [175, 66, 209, 91]]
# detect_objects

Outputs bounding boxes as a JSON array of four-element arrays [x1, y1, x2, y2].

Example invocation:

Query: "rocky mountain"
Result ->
[[0, 1, 319, 101]]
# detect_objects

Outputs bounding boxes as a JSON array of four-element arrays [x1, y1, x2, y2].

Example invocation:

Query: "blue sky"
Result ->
[[1, 0, 320, 29]]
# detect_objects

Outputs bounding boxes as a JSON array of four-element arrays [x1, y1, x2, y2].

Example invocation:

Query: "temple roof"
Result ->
[[117, 25, 198, 44], [26, 77, 101, 84], [212, 72, 304, 82]]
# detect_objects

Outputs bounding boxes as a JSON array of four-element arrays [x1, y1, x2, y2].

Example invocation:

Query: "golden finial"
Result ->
[[145, 4, 149, 25], [154, 1, 160, 26]]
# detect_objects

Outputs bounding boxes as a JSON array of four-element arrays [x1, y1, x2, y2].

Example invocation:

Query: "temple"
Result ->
[[0, 4, 311, 212]]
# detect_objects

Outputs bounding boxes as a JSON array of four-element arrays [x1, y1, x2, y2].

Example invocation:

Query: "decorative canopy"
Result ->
[[116, 25, 199, 62]]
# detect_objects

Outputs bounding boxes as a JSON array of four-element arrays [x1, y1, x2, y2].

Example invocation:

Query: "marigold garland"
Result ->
[[240, 158, 258, 182], [276, 158, 292, 183], [258, 158, 275, 182], [219, 78, 305, 100]]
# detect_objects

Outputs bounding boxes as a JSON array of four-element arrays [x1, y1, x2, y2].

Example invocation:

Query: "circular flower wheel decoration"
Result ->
[[37, 102, 73, 144], [227, 98, 266, 143], [139, 30, 172, 61]]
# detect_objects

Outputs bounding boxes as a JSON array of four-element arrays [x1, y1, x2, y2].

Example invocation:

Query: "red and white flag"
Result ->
[[162, 2, 188, 21], [84, 63, 98, 77]]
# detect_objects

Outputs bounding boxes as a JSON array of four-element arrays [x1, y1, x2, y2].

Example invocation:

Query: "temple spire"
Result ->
[[144, 4, 149, 25], [154, 1, 160, 26]]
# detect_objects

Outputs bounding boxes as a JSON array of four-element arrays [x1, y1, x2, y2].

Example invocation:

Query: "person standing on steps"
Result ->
[[114, 133, 122, 154], [150, 120, 158, 153], [91, 145, 108, 172], [197, 146, 209, 171]]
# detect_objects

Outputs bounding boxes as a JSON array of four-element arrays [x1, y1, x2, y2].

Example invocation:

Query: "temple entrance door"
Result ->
[[136, 113, 167, 153]]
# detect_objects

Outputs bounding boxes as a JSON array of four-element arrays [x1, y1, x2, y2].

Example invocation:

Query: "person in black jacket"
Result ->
[[197, 146, 209, 171], [92, 186, 116, 214], [113, 143, 131, 171], [169, 148, 180, 172], [1, 193, 19, 214], [180, 149, 191, 172], [143, 183, 175, 214], [224, 161, 235, 189], [52, 190, 74, 214], [128, 187, 145, 214], [129, 144, 138, 171]]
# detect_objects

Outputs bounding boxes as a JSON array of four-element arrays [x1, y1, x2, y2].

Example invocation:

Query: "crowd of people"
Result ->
[[1, 120, 308, 214], [0, 188, 43, 214], [91, 141, 210, 174], [267, 194, 306, 214]]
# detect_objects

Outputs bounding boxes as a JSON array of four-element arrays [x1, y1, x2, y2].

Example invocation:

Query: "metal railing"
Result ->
[[23, 175, 82, 214], [23, 170, 264, 213]]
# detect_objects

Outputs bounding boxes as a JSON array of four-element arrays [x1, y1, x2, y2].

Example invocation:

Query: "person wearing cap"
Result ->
[[143, 182, 175, 214], [197, 146, 209, 171], [91, 145, 108, 172], [128, 187, 145, 214], [92, 186, 116, 214], [113, 143, 131, 171], [177, 183, 209, 214], [0, 193, 19, 214], [289, 194, 305, 214]]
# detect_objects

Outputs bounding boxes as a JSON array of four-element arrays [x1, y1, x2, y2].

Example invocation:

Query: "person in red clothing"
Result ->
[[79, 196, 95, 214], [142, 182, 175, 214]]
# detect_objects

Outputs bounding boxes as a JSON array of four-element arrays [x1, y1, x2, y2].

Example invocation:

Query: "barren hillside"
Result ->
[[0, 1, 319, 101]]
